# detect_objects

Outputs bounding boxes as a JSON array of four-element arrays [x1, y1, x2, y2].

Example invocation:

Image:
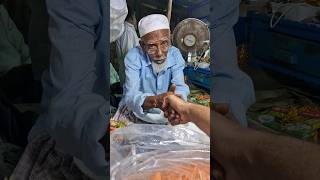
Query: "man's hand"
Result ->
[[161, 84, 185, 121], [156, 84, 176, 108], [163, 94, 191, 125], [142, 84, 177, 110]]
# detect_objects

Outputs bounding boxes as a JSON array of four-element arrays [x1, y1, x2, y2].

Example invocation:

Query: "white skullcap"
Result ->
[[110, 0, 128, 42], [138, 14, 170, 37]]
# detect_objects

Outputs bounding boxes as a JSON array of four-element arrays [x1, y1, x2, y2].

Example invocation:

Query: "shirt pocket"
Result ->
[[141, 68, 156, 93], [158, 71, 171, 92]]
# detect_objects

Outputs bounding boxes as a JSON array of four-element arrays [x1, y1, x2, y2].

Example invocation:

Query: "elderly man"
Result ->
[[122, 14, 190, 123]]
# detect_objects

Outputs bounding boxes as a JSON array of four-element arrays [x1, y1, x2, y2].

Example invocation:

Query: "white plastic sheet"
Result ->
[[111, 150, 210, 180], [110, 124, 210, 180]]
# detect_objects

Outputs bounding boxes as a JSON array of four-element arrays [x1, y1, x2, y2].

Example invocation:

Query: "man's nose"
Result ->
[[156, 45, 164, 57]]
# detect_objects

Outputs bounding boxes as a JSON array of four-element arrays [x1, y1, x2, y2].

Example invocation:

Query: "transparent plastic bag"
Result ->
[[111, 150, 210, 180], [110, 124, 210, 166]]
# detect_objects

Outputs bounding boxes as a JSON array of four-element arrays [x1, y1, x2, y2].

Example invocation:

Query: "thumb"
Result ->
[[169, 84, 176, 93]]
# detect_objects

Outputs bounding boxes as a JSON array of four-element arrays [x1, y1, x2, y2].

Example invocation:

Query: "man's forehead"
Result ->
[[142, 29, 170, 43]]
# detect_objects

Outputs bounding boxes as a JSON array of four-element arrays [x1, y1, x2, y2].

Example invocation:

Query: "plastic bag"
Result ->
[[110, 124, 210, 166], [111, 150, 210, 180]]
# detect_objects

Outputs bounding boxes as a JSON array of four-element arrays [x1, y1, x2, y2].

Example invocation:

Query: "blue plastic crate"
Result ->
[[184, 66, 211, 89], [234, 17, 248, 45], [248, 11, 320, 87]]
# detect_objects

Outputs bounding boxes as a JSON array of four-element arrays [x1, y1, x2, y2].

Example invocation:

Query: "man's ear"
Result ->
[[139, 40, 144, 49], [169, 31, 173, 43]]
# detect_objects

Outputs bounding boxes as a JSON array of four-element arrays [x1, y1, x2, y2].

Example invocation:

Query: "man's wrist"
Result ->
[[142, 96, 158, 109]]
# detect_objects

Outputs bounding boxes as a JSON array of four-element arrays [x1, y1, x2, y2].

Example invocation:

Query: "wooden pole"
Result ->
[[167, 0, 173, 23]]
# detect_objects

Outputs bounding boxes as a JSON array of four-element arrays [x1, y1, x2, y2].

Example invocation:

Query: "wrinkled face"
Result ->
[[140, 29, 171, 64]]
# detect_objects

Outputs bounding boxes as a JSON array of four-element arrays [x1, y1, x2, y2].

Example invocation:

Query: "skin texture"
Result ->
[[163, 95, 320, 180], [163, 95, 210, 134], [142, 84, 175, 110], [139, 29, 171, 64]]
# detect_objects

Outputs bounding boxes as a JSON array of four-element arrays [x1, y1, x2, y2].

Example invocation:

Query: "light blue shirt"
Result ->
[[123, 46, 190, 118]]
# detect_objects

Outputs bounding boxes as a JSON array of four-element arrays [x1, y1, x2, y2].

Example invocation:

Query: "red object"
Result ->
[[272, 107, 320, 119], [272, 107, 288, 113], [301, 112, 320, 118]]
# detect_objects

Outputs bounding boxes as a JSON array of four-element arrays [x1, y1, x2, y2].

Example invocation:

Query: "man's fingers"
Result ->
[[167, 109, 182, 126], [169, 84, 176, 93], [173, 118, 181, 125], [171, 109, 177, 118], [167, 110, 177, 123], [170, 118, 180, 126], [161, 97, 168, 109], [165, 107, 175, 120], [164, 110, 169, 118], [169, 112, 175, 119]]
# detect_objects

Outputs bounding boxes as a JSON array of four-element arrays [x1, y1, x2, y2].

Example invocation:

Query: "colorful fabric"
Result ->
[[11, 135, 93, 180]]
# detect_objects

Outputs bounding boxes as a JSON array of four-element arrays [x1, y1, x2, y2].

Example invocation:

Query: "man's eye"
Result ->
[[162, 40, 170, 47], [148, 45, 156, 49]]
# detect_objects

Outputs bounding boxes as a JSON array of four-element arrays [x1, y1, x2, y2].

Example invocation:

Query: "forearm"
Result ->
[[247, 131, 320, 180], [123, 91, 156, 118], [213, 115, 320, 180], [187, 103, 210, 136]]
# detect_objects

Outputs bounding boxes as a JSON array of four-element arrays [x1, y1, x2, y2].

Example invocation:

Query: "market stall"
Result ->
[[109, 1, 211, 179], [248, 88, 320, 143], [109, 95, 210, 180], [236, 0, 320, 144]]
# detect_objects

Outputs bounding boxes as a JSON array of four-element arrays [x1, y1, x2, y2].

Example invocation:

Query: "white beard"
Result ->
[[152, 60, 167, 74]]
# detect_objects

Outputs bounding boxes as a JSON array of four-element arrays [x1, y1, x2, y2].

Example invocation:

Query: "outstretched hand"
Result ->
[[162, 94, 191, 125]]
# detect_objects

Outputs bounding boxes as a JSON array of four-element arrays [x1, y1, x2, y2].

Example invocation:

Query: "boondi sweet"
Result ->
[[125, 161, 210, 180]]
